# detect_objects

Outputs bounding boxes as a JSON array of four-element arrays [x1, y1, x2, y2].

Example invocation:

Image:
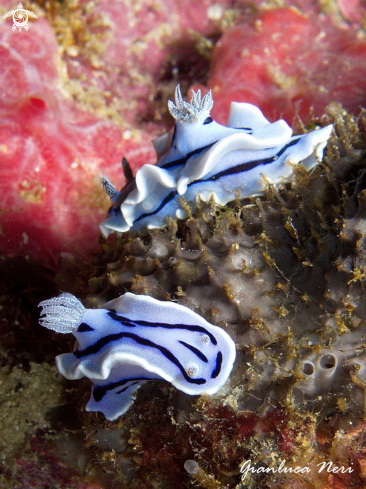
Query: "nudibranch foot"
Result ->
[[100, 85, 333, 237], [39, 292, 236, 421]]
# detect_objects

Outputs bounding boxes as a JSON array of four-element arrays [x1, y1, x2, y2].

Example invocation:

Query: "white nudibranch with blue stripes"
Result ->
[[39, 292, 236, 421], [100, 85, 333, 236]]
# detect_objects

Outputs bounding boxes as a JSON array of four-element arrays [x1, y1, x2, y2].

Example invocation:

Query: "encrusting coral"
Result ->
[[68, 104, 366, 487], [3, 0, 366, 486], [8, 102, 359, 488], [90, 103, 366, 418]]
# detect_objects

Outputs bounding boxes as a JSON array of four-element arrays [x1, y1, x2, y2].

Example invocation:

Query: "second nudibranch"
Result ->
[[100, 85, 333, 236], [38, 292, 236, 421]]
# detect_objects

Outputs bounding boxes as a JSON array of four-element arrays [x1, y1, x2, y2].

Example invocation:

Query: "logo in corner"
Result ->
[[3, 3, 38, 31]]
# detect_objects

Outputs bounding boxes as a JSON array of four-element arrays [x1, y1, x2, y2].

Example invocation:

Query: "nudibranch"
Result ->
[[39, 292, 236, 421], [100, 85, 333, 236]]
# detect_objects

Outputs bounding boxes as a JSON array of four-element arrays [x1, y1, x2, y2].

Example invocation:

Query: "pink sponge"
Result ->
[[205, 8, 366, 125], [0, 19, 154, 263]]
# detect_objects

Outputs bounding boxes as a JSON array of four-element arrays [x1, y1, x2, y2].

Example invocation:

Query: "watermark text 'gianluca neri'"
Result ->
[[240, 459, 353, 481]]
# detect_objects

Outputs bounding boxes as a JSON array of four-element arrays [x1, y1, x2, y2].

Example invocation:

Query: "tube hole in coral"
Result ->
[[168, 257, 178, 267], [184, 459, 199, 475], [303, 363, 314, 375], [320, 354, 336, 369]]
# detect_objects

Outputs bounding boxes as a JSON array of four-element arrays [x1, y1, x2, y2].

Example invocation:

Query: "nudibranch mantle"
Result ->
[[39, 292, 236, 421], [100, 85, 333, 236]]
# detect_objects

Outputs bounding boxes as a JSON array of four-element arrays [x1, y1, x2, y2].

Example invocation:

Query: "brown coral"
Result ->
[[77, 105, 366, 487]]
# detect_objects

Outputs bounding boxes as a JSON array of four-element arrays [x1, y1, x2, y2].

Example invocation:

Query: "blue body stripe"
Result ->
[[134, 189, 177, 222], [160, 143, 215, 170], [133, 137, 302, 224], [179, 340, 208, 362], [93, 377, 149, 402], [197, 137, 300, 183], [74, 331, 207, 385], [107, 310, 218, 345], [211, 352, 223, 379], [77, 323, 94, 332]]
